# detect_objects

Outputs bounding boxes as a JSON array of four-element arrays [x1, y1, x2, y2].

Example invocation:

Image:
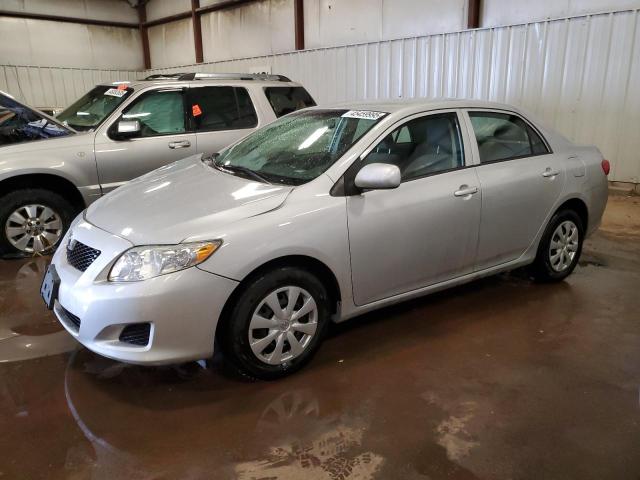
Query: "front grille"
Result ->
[[57, 304, 81, 332], [67, 240, 101, 272], [119, 323, 151, 346]]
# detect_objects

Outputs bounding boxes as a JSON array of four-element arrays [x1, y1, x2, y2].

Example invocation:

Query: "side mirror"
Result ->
[[115, 119, 141, 139], [354, 163, 401, 191]]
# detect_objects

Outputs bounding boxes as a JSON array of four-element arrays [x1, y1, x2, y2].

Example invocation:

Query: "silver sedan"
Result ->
[[43, 99, 609, 379]]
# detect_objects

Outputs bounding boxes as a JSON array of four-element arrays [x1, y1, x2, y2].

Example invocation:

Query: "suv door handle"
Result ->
[[454, 185, 478, 197], [542, 168, 560, 178], [168, 140, 191, 149]]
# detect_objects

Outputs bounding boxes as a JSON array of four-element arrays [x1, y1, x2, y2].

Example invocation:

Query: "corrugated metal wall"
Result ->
[[2, 9, 638, 182], [0, 65, 139, 109], [146, 9, 640, 183]]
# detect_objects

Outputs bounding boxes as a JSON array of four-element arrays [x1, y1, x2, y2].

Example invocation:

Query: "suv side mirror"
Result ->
[[354, 163, 401, 191], [114, 119, 141, 139]]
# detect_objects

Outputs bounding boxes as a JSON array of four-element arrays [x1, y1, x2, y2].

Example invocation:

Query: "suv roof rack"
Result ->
[[141, 72, 291, 82], [142, 73, 190, 80]]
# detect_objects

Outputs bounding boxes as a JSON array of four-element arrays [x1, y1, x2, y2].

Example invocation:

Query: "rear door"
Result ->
[[463, 109, 566, 270], [94, 87, 196, 193], [186, 86, 260, 154]]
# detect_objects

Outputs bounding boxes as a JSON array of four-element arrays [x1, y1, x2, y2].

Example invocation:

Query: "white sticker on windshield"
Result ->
[[341, 110, 387, 120], [104, 88, 127, 98]]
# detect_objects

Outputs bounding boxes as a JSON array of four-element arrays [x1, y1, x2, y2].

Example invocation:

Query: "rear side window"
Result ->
[[469, 111, 549, 163], [264, 87, 316, 117], [189, 87, 258, 132]]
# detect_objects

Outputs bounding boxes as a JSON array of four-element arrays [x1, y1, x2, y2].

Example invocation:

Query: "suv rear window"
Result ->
[[188, 86, 258, 131], [264, 87, 316, 117]]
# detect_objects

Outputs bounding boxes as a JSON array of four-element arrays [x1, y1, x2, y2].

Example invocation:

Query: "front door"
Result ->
[[464, 110, 566, 270], [94, 87, 196, 194], [346, 111, 481, 306]]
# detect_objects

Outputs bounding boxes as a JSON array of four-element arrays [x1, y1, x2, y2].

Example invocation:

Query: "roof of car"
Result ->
[[323, 97, 524, 115], [100, 72, 302, 90]]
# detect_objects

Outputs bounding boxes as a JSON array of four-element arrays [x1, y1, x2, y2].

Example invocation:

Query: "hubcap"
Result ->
[[248, 286, 318, 366], [549, 220, 579, 272], [5, 204, 63, 254]]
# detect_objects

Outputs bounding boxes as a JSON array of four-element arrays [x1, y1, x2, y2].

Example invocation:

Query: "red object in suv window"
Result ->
[[192, 104, 202, 117]]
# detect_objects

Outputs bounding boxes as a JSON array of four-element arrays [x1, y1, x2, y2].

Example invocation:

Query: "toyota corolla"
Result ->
[[41, 99, 609, 379]]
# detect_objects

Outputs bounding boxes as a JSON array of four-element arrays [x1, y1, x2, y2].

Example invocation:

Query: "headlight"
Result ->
[[108, 241, 222, 282]]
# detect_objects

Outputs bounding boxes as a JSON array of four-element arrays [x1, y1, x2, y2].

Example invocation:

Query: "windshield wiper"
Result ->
[[220, 164, 271, 184], [206, 155, 271, 184]]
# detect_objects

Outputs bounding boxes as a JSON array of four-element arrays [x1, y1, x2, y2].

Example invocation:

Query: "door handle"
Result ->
[[168, 140, 191, 149], [454, 185, 478, 197], [542, 167, 560, 178]]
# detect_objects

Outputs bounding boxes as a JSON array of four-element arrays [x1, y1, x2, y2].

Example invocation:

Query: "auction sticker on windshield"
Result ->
[[341, 110, 387, 120], [104, 88, 127, 97]]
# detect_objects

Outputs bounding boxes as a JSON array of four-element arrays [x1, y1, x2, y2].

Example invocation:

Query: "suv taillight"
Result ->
[[601, 159, 610, 176]]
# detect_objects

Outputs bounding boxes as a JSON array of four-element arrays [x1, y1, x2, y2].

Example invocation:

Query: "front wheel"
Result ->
[[219, 266, 331, 380], [0, 189, 75, 256], [529, 209, 584, 282]]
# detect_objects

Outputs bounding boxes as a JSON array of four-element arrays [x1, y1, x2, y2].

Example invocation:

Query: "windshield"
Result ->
[[214, 109, 386, 185], [57, 85, 132, 131], [0, 94, 72, 146]]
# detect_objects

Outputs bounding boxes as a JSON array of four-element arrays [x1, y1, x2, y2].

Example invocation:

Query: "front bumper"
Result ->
[[50, 218, 239, 365]]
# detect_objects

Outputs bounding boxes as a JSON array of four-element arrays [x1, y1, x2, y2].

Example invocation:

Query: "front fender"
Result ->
[[0, 134, 100, 203]]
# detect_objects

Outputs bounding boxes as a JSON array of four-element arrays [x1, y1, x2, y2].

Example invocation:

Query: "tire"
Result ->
[[0, 189, 76, 256], [529, 209, 584, 282], [219, 266, 331, 380]]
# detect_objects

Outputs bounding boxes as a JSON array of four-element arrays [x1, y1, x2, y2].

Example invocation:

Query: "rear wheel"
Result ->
[[529, 209, 584, 282], [0, 189, 75, 256], [219, 266, 331, 380]]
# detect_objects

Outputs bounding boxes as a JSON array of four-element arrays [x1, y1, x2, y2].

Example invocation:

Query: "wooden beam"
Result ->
[[138, 4, 151, 70], [196, 0, 258, 16], [467, 0, 481, 29], [0, 10, 138, 28], [191, 0, 203, 63], [144, 11, 191, 28], [135, 1, 262, 29], [294, 0, 304, 50]]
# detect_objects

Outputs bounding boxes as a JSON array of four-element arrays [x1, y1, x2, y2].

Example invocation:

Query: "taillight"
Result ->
[[601, 159, 610, 175]]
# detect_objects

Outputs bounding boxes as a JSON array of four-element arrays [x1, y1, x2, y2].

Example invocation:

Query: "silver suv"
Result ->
[[0, 73, 315, 256]]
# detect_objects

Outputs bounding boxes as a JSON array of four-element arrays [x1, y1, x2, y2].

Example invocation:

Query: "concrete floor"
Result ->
[[1, 195, 639, 480]]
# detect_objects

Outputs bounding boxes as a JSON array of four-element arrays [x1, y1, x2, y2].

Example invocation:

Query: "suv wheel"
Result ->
[[0, 189, 75, 256], [529, 209, 584, 282], [220, 266, 331, 380]]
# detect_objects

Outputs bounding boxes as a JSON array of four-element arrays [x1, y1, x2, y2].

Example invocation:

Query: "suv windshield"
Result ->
[[0, 93, 72, 146], [214, 109, 386, 185], [57, 85, 132, 131]]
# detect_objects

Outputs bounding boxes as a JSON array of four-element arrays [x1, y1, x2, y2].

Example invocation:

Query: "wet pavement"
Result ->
[[1, 195, 639, 480]]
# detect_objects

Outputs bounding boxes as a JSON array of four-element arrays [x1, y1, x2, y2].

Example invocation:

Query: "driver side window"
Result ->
[[120, 89, 186, 137], [362, 112, 464, 182]]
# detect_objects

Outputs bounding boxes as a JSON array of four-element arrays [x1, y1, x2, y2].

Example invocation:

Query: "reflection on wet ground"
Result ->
[[1, 196, 639, 479]]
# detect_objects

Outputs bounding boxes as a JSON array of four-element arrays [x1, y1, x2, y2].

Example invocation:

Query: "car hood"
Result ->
[[0, 129, 90, 153], [85, 155, 293, 245], [0, 90, 76, 148]]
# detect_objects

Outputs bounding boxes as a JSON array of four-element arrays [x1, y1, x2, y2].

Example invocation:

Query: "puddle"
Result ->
[[11, 320, 63, 336]]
